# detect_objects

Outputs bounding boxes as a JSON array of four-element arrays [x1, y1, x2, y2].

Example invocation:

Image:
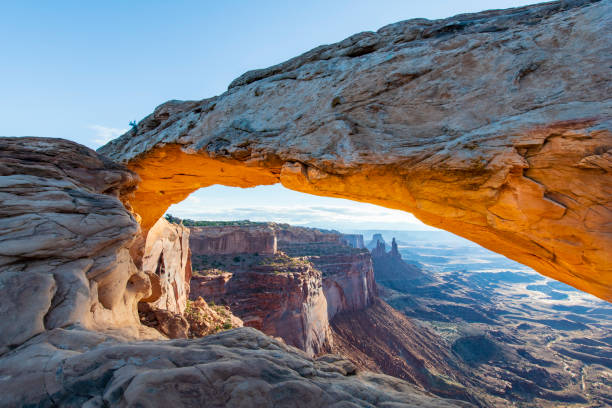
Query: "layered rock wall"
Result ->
[[275, 226, 341, 244], [190, 225, 277, 255], [322, 252, 377, 319], [278, 241, 377, 319], [99, 0, 612, 301], [190, 262, 331, 356]]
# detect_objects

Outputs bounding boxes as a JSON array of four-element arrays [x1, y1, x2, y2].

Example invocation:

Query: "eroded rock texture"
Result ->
[[191, 257, 332, 356], [0, 327, 472, 407], [99, 0, 612, 301], [189, 225, 377, 355], [0, 139, 471, 406], [0, 138, 160, 354], [280, 240, 377, 320], [141, 217, 192, 314]]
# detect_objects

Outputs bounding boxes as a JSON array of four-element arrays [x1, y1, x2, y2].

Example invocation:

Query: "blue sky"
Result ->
[[1, 0, 535, 230]]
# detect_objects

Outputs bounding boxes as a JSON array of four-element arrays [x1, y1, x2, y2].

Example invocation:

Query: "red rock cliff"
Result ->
[[280, 241, 377, 320], [190, 253, 331, 356], [190, 225, 277, 255]]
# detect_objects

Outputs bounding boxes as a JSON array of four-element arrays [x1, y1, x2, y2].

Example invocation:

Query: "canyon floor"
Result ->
[[364, 230, 612, 407]]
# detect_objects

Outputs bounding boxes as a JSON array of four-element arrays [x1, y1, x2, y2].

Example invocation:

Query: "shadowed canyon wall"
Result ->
[[99, 0, 612, 301]]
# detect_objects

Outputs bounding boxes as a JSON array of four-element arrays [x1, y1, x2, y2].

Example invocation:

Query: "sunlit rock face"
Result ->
[[0, 137, 160, 354], [141, 217, 192, 314], [188, 225, 378, 355], [99, 0, 612, 302]]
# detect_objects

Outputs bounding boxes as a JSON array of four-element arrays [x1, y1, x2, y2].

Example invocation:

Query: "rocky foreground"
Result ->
[[2, 326, 474, 407]]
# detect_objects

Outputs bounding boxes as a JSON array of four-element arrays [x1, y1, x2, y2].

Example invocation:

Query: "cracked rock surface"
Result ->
[[0, 327, 472, 407], [99, 0, 612, 301]]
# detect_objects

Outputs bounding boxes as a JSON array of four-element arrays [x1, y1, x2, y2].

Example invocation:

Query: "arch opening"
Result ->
[[122, 139, 611, 302]]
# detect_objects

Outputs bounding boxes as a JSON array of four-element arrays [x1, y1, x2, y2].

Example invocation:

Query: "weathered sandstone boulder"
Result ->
[[138, 302, 190, 339], [0, 327, 472, 407], [0, 137, 159, 354], [99, 0, 612, 301], [141, 217, 192, 314]]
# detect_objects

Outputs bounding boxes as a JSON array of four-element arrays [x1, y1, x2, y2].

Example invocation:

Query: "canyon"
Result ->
[[187, 221, 481, 404], [0, 0, 610, 406], [372, 230, 612, 407], [189, 223, 375, 356], [181, 219, 612, 407]]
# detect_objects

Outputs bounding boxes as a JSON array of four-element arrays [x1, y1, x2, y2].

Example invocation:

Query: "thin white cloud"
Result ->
[[164, 185, 436, 232], [167, 202, 435, 231], [90, 125, 127, 146]]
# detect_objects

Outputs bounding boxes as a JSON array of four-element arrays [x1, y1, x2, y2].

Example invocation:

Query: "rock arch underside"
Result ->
[[1, 1, 611, 406], [100, 0, 611, 302]]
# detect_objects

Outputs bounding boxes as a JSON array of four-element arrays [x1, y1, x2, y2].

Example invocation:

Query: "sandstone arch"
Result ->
[[100, 0, 611, 302]]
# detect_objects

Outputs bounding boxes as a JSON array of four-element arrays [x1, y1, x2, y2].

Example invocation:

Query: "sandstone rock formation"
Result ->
[[141, 217, 192, 314], [184, 296, 243, 337], [0, 137, 160, 352], [99, 0, 612, 301], [190, 225, 378, 354], [367, 234, 387, 251], [190, 253, 332, 356], [370, 238, 427, 290], [274, 225, 341, 244], [0, 326, 472, 407], [281, 241, 377, 319], [138, 302, 190, 339], [0, 138, 472, 406]]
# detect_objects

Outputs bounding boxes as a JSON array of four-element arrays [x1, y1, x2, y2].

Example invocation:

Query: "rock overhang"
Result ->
[[98, 0, 611, 300]]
